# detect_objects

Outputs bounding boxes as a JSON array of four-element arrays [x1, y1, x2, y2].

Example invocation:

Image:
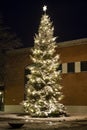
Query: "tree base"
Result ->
[[31, 111, 69, 118]]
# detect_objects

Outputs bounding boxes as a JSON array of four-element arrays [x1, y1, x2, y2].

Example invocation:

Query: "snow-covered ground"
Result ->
[[0, 113, 87, 130]]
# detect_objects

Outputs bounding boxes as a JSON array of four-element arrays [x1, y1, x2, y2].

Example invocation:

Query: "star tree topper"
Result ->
[[43, 5, 47, 12]]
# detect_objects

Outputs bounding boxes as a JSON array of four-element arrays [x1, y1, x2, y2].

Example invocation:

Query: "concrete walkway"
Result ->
[[0, 113, 87, 129]]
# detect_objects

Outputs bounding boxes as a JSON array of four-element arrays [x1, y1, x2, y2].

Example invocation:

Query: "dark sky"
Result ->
[[0, 0, 87, 47]]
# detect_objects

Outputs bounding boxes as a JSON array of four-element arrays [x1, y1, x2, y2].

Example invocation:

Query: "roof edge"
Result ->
[[57, 38, 87, 48], [7, 38, 87, 54]]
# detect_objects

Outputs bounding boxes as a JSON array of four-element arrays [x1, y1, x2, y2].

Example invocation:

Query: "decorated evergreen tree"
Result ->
[[22, 6, 66, 117]]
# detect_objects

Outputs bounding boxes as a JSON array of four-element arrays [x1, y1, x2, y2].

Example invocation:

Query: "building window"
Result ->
[[25, 67, 31, 84], [81, 61, 87, 72], [57, 64, 62, 72], [24, 67, 31, 100], [67, 62, 75, 73]]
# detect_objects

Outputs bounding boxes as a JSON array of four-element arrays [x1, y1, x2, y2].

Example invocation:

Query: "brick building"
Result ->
[[0, 38, 87, 114]]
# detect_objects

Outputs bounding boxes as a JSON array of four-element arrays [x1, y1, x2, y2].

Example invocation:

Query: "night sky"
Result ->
[[0, 0, 87, 47]]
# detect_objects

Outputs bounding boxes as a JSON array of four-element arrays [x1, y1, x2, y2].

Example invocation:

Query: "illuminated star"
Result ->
[[43, 5, 47, 12]]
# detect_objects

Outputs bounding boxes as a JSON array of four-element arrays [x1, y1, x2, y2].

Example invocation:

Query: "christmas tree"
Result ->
[[22, 6, 66, 117]]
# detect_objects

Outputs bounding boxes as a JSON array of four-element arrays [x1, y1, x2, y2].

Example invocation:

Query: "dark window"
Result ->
[[81, 61, 87, 72], [68, 62, 75, 73], [24, 68, 31, 100], [57, 64, 62, 72], [25, 68, 31, 84]]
